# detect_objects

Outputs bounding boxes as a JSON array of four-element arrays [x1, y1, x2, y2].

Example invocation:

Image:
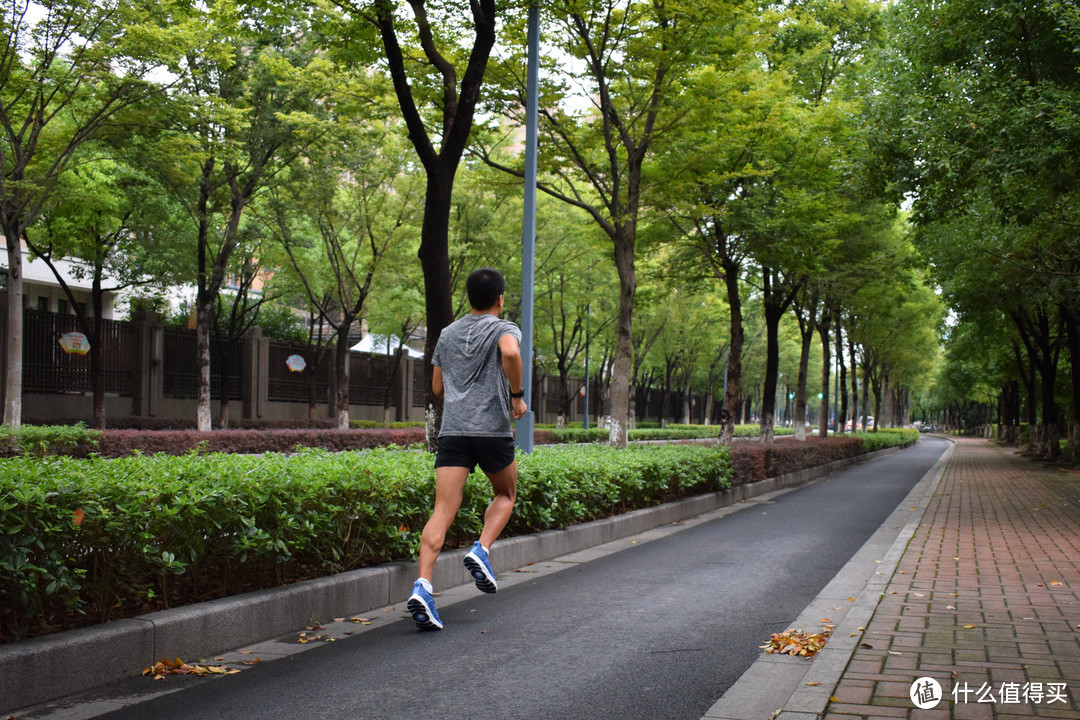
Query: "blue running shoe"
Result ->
[[406, 581, 443, 631], [463, 541, 497, 594]]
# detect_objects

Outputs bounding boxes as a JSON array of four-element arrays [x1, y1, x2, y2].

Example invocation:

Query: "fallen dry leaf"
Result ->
[[760, 629, 831, 658], [142, 658, 239, 680], [963, 624, 977, 629], [72, 508, 85, 526]]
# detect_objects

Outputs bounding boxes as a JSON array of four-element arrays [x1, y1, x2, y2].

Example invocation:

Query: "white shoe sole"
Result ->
[[407, 593, 443, 630], [463, 552, 497, 594]]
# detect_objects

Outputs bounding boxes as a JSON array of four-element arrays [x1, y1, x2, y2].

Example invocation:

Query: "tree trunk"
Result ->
[[88, 276, 107, 429], [1038, 359, 1060, 461], [608, 227, 636, 448], [793, 297, 816, 441], [195, 300, 213, 432], [860, 359, 871, 432], [382, 347, 404, 426], [418, 171, 456, 450], [761, 299, 781, 444], [719, 260, 742, 445], [307, 363, 319, 422], [849, 336, 859, 432], [760, 268, 795, 444], [90, 321, 106, 430], [374, 0, 496, 450], [1062, 305, 1080, 461], [817, 312, 831, 438], [836, 323, 847, 434], [217, 338, 235, 429], [871, 369, 883, 433], [681, 377, 691, 425], [3, 231, 22, 429], [334, 322, 354, 431]]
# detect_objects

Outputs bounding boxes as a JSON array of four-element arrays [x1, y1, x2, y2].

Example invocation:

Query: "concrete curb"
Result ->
[[1, 444, 904, 715], [701, 438, 954, 720]]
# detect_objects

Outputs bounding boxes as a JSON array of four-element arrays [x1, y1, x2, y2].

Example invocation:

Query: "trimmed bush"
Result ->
[[0, 428, 917, 641], [853, 428, 920, 451], [533, 423, 794, 445], [349, 420, 426, 429], [0, 427, 428, 458], [0, 424, 101, 457], [2, 422, 807, 458], [726, 430, 918, 485], [0, 443, 730, 641]]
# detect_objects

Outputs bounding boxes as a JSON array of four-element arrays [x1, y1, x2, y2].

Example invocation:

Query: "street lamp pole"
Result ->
[[516, 0, 540, 453], [583, 302, 590, 429]]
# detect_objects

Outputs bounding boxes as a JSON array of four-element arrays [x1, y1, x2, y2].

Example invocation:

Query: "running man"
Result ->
[[406, 267, 527, 630]]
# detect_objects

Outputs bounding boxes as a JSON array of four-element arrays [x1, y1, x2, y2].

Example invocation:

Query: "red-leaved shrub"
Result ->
[[87, 428, 427, 457], [727, 436, 865, 484]]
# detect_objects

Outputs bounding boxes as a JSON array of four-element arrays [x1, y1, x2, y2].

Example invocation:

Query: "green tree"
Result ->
[[0, 0, 186, 427], [872, 0, 1080, 458], [26, 144, 189, 428], [330, 0, 499, 445], [482, 0, 710, 446], [263, 116, 422, 430]]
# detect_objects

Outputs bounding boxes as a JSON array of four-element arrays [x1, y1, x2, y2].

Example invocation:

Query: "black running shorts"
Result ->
[[435, 435, 515, 474]]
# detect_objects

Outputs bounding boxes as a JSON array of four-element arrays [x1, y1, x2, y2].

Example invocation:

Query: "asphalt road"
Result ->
[[87, 437, 949, 720]]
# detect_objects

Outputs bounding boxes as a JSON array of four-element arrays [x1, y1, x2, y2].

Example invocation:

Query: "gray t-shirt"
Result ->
[[432, 313, 522, 438]]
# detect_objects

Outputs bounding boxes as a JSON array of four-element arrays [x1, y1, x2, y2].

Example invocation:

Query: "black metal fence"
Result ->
[[161, 327, 242, 400], [266, 341, 329, 403], [19, 309, 715, 425], [23, 310, 136, 396]]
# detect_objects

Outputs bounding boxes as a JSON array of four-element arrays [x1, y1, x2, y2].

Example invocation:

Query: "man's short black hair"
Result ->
[[466, 267, 506, 310]]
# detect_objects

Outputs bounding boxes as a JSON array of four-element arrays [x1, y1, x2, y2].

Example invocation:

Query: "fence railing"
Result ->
[[17, 308, 719, 426], [23, 310, 136, 396], [266, 341, 329, 404]]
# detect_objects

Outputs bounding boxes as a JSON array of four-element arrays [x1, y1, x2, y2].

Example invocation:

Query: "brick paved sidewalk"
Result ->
[[825, 437, 1080, 719]]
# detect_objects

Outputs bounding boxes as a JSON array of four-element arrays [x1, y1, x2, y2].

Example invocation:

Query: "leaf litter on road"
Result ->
[[760, 628, 831, 658], [142, 657, 241, 680]]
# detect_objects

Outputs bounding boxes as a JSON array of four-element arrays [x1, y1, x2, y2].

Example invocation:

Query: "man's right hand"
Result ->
[[511, 397, 527, 420]]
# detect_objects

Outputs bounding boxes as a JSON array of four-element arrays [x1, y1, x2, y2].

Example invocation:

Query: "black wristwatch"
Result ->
[[510, 388, 525, 399]]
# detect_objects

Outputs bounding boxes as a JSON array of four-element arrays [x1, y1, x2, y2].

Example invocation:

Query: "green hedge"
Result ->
[[0, 443, 730, 641], [0, 422, 804, 458], [853, 428, 920, 451], [0, 424, 101, 457]]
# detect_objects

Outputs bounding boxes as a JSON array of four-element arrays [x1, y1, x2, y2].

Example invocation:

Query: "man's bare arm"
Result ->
[[432, 366, 444, 398], [499, 334, 527, 420]]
